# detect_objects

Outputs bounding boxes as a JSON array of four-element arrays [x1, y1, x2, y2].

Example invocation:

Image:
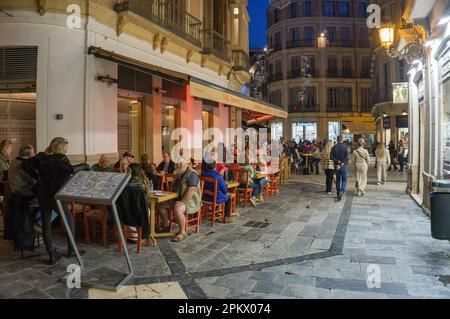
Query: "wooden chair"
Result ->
[[268, 173, 280, 196], [160, 173, 176, 191], [201, 177, 226, 226], [233, 169, 253, 208], [116, 225, 150, 255], [169, 180, 204, 234], [83, 206, 109, 247], [60, 202, 89, 235]]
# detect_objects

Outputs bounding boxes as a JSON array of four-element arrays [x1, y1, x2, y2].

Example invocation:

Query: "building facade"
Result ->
[[369, 0, 410, 150], [0, 0, 286, 164], [266, 0, 375, 146], [399, 0, 450, 214]]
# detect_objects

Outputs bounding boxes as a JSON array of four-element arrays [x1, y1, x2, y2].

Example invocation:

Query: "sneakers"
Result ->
[[48, 250, 61, 265], [377, 182, 381, 186], [249, 197, 257, 207], [326, 192, 332, 195]]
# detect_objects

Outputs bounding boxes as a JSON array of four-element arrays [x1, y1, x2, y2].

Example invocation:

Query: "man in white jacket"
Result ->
[[375, 142, 391, 185]]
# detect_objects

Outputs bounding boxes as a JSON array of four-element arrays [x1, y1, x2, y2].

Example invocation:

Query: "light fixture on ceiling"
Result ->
[[401, 110, 408, 116], [382, 112, 388, 117]]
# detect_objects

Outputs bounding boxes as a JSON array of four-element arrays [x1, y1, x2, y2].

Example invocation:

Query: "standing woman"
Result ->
[[0, 139, 13, 181], [351, 138, 370, 196], [375, 143, 391, 186], [320, 140, 335, 195], [22, 137, 78, 264]]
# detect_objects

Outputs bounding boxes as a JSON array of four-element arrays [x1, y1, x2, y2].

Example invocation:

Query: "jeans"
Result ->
[[325, 169, 334, 193], [258, 178, 268, 195], [38, 199, 74, 257], [310, 158, 320, 174], [398, 155, 405, 171], [335, 166, 348, 195], [240, 183, 259, 199]]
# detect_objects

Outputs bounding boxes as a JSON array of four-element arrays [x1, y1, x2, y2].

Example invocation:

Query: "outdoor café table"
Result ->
[[148, 191, 178, 245], [301, 153, 314, 175]]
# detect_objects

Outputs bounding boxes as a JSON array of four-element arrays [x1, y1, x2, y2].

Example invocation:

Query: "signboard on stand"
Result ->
[[55, 171, 132, 291]]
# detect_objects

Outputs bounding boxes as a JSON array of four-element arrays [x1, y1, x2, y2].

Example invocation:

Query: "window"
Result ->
[[324, 1, 335, 17], [290, 1, 298, 18], [304, 87, 316, 107], [361, 56, 371, 77], [303, 1, 312, 16], [342, 56, 352, 76], [274, 9, 280, 23], [327, 87, 353, 110], [361, 88, 372, 111], [399, 60, 406, 82], [338, 2, 349, 17], [340, 26, 352, 43], [359, 1, 368, 18], [289, 27, 300, 42], [290, 87, 301, 105], [327, 55, 338, 74], [291, 56, 301, 73], [304, 26, 315, 46], [274, 31, 282, 50], [328, 87, 339, 109], [275, 60, 282, 76], [269, 90, 282, 106], [305, 55, 316, 73], [358, 27, 370, 47], [326, 26, 337, 45]]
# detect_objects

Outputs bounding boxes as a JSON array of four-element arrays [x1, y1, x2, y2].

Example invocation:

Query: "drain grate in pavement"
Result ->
[[243, 221, 271, 229]]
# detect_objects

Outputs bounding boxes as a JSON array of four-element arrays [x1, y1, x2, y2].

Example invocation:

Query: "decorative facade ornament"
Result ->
[[116, 16, 128, 36], [153, 33, 162, 51], [38, 0, 47, 16], [186, 50, 194, 64], [160, 36, 168, 54], [201, 55, 209, 68]]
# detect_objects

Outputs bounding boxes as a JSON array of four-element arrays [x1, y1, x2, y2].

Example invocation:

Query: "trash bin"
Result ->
[[431, 180, 450, 239]]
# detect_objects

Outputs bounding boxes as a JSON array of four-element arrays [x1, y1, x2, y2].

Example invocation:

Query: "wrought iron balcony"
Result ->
[[232, 50, 249, 71], [326, 70, 356, 78], [287, 69, 319, 79], [286, 39, 318, 49], [288, 104, 319, 113], [114, 0, 202, 47], [327, 104, 354, 112], [268, 72, 284, 82], [202, 29, 231, 62]]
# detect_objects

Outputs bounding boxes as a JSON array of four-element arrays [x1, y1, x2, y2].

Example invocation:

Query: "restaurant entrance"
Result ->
[[117, 95, 144, 160]]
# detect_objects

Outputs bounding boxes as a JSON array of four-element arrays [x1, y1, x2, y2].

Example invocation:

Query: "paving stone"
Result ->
[[315, 277, 409, 295], [11, 288, 54, 299]]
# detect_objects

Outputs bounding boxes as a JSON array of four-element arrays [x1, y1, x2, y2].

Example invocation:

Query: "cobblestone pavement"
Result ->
[[1, 167, 450, 299]]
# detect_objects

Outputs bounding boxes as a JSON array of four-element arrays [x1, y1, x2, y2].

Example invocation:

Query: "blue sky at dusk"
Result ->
[[248, 0, 269, 49]]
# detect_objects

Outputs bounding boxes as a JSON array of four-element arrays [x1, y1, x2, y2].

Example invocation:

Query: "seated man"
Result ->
[[157, 157, 201, 242], [201, 161, 232, 223], [113, 152, 134, 173], [157, 152, 175, 175]]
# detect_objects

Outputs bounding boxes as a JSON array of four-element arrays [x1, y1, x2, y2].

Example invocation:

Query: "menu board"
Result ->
[[56, 171, 130, 203]]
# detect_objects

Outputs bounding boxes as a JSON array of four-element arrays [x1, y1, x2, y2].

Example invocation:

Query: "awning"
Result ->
[[189, 77, 287, 119], [343, 121, 376, 134]]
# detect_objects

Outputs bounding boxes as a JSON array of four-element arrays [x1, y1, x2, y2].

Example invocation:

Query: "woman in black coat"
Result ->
[[22, 137, 79, 264]]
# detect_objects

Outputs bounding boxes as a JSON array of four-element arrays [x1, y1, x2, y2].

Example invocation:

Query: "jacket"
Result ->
[[157, 160, 175, 173], [116, 183, 150, 239], [201, 167, 229, 204], [352, 147, 370, 166], [320, 150, 335, 170], [240, 164, 255, 185], [21, 152, 74, 203], [0, 152, 10, 182], [331, 143, 349, 166], [8, 157, 37, 197], [375, 147, 391, 165]]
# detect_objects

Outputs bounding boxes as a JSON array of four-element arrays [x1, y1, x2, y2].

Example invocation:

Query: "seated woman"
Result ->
[[140, 154, 158, 190], [91, 154, 113, 172], [201, 161, 232, 223], [239, 158, 260, 207]]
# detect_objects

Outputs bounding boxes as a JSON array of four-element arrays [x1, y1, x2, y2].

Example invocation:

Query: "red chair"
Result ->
[[233, 169, 253, 208], [160, 173, 176, 191], [116, 225, 150, 255], [201, 177, 226, 226], [169, 180, 204, 234], [83, 206, 109, 246]]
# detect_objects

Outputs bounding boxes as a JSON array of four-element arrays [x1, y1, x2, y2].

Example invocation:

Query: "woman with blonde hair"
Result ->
[[91, 154, 112, 172], [375, 142, 391, 185], [22, 137, 80, 264], [320, 140, 335, 195], [351, 138, 370, 196]]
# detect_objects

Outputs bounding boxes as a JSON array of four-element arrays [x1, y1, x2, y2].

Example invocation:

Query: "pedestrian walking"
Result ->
[[331, 135, 349, 201], [388, 141, 398, 171], [352, 138, 370, 196], [375, 143, 391, 185], [397, 140, 406, 172], [320, 140, 335, 195]]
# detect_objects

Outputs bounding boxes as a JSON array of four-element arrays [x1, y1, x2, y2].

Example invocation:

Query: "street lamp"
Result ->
[[377, 23, 424, 63]]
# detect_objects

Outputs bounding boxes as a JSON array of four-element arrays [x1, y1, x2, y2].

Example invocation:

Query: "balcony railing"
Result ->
[[327, 104, 354, 112], [288, 104, 319, 113], [114, 0, 202, 47], [287, 69, 319, 79], [286, 39, 318, 49], [271, 42, 283, 52], [360, 71, 372, 79], [203, 29, 231, 62], [268, 72, 284, 82], [232, 50, 249, 71], [326, 70, 356, 78], [326, 39, 355, 48]]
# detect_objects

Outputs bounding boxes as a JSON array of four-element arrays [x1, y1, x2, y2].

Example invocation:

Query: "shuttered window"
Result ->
[[118, 65, 153, 94], [0, 47, 37, 83]]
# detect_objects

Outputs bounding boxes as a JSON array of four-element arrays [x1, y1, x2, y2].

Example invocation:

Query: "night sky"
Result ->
[[248, 0, 269, 49]]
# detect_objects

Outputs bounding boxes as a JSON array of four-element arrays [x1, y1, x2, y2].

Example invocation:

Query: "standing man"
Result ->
[[388, 141, 398, 171], [397, 140, 406, 172], [331, 135, 349, 201]]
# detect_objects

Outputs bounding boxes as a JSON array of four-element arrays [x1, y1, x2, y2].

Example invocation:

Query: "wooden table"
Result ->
[[227, 181, 240, 189], [148, 191, 178, 245], [226, 181, 240, 217]]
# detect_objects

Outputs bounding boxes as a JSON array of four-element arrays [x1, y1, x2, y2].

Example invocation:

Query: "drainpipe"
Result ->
[[82, 0, 90, 164]]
